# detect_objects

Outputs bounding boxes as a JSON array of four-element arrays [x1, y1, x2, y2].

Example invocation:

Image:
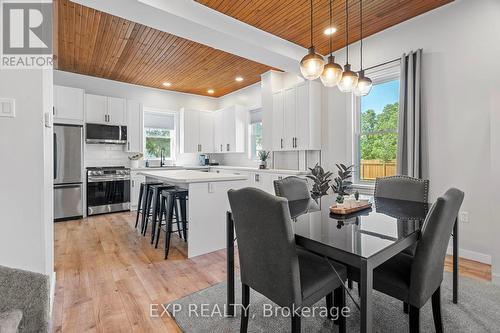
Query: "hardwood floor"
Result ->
[[53, 212, 491, 332]]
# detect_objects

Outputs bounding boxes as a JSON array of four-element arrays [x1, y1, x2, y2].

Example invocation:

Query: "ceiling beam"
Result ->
[[70, 0, 306, 74]]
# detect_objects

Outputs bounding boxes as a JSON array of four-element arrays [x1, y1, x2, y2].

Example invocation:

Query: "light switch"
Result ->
[[0, 98, 15, 118]]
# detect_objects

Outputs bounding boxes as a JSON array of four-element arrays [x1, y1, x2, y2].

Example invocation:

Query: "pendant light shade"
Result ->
[[338, 64, 358, 92], [353, 0, 372, 96], [300, 0, 324, 80], [320, 55, 343, 87], [353, 70, 373, 96], [321, 0, 343, 87], [300, 47, 325, 80]]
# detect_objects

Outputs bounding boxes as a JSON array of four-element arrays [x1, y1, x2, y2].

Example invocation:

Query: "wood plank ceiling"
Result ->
[[196, 0, 453, 56], [54, 0, 275, 97]]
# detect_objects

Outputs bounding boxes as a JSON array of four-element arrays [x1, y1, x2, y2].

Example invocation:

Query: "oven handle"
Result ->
[[88, 177, 130, 183]]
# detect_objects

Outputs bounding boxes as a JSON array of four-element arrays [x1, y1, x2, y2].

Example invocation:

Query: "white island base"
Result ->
[[139, 170, 248, 258]]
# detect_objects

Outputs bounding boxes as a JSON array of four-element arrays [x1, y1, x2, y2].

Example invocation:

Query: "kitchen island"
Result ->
[[138, 170, 248, 258]]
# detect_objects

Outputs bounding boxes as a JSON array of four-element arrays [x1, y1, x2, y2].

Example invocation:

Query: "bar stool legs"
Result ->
[[134, 183, 144, 229]]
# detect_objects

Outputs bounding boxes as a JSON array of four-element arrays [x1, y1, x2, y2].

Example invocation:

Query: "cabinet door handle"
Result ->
[[227, 144, 230, 151], [220, 144, 223, 152], [200, 144, 202, 152], [127, 142, 130, 150], [53, 107, 56, 116], [132, 180, 135, 187], [280, 138, 283, 149]]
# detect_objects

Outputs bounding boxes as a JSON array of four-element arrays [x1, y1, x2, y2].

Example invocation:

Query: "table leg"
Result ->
[[453, 217, 458, 304], [226, 211, 235, 317], [360, 258, 373, 333]]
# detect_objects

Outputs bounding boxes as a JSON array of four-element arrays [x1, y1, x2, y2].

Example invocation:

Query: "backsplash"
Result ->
[[85, 144, 131, 168]]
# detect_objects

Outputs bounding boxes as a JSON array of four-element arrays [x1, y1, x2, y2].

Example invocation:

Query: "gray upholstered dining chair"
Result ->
[[273, 176, 310, 202], [228, 187, 347, 333], [374, 175, 429, 203], [349, 188, 464, 333]]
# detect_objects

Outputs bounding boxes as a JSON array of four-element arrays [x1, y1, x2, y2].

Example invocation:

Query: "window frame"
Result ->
[[352, 62, 401, 186], [143, 109, 177, 161]]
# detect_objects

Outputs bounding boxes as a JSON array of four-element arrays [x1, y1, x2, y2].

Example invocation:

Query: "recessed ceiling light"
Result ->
[[207, 89, 215, 94], [162, 82, 172, 87], [235, 76, 244, 82], [324, 27, 337, 35]]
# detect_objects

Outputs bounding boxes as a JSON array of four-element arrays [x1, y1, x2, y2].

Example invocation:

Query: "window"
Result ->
[[248, 109, 263, 159], [143, 110, 176, 160], [353, 65, 400, 184]]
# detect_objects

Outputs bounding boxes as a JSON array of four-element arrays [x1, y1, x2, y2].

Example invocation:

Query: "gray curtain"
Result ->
[[397, 49, 422, 178]]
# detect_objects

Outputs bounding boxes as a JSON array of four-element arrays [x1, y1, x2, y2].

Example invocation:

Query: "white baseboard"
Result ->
[[49, 271, 56, 315], [446, 246, 492, 265]]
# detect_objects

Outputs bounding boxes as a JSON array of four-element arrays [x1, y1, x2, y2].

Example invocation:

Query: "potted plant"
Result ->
[[306, 163, 332, 202], [128, 153, 143, 168], [331, 164, 354, 204], [258, 150, 271, 169]]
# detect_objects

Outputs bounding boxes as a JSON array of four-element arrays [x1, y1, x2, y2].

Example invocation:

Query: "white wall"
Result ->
[[0, 69, 54, 276], [325, 0, 500, 276]]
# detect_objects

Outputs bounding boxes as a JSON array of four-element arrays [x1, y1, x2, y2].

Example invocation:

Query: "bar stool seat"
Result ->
[[156, 188, 189, 259], [143, 184, 176, 241], [135, 181, 162, 230]]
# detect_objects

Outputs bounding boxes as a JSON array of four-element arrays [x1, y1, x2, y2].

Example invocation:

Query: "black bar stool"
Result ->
[[135, 181, 162, 230], [142, 184, 175, 240], [156, 188, 189, 259]]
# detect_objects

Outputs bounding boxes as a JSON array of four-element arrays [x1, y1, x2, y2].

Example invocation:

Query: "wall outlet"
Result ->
[[0, 98, 15, 118], [459, 211, 469, 223]]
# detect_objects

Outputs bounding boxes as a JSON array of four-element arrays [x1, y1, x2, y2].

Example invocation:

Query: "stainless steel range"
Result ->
[[86, 166, 131, 216]]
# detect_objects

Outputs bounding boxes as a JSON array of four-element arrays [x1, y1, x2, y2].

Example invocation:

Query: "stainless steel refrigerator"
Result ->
[[53, 125, 83, 221]]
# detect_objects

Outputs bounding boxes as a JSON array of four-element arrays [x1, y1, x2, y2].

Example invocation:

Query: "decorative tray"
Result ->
[[329, 200, 372, 215]]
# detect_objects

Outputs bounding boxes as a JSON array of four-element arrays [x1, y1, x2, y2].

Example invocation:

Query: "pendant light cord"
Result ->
[[310, 0, 314, 48], [345, 0, 349, 64], [360, 0, 363, 70], [329, 0, 333, 56]]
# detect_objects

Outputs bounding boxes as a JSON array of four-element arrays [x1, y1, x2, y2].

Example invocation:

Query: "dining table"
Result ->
[[225, 195, 459, 333]]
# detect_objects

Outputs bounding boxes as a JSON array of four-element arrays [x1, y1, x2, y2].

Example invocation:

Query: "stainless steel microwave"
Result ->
[[86, 123, 127, 144]]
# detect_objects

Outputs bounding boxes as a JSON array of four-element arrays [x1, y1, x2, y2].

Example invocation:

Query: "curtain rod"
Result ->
[[363, 57, 401, 72]]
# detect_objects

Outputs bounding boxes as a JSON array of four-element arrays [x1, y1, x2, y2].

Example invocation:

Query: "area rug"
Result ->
[[166, 273, 500, 332]]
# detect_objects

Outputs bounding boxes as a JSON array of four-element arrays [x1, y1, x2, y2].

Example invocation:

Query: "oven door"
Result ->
[[87, 177, 130, 215]]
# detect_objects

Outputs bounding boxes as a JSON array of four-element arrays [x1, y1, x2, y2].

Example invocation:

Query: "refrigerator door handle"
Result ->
[[53, 132, 57, 180]]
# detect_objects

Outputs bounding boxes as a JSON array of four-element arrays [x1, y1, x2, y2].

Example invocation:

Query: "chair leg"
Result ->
[[164, 195, 174, 259], [403, 302, 409, 314], [179, 196, 188, 241], [140, 187, 150, 232], [142, 190, 153, 235], [334, 287, 346, 333], [326, 292, 333, 320], [432, 287, 444, 333], [240, 284, 250, 333], [291, 313, 301, 333], [149, 190, 160, 241], [134, 185, 143, 229], [409, 305, 420, 333], [155, 196, 166, 249], [174, 199, 182, 239]]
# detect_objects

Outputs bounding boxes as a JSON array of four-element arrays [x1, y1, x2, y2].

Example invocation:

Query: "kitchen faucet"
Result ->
[[160, 149, 166, 167]]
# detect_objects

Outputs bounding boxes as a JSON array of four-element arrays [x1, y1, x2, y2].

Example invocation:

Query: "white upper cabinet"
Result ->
[[199, 111, 214, 153], [213, 105, 246, 153], [107, 97, 127, 125], [54, 85, 84, 125], [213, 109, 225, 153], [85, 94, 127, 125], [85, 94, 107, 124], [180, 109, 213, 153], [126, 100, 143, 153], [271, 80, 322, 151]]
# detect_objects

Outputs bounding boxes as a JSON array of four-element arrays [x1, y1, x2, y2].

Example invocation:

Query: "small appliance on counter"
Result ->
[[199, 154, 210, 166], [86, 166, 130, 216]]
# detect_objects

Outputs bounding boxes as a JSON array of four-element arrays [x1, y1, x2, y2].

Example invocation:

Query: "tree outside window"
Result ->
[[357, 79, 400, 182], [144, 128, 172, 159]]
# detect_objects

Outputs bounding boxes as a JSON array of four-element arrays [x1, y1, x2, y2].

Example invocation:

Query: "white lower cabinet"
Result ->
[[130, 173, 145, 210]]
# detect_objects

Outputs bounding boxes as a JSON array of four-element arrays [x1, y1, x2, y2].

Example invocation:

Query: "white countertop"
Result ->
[[139, 169, 248, 184], [210, 165, 310, 175], [131, 165, 210, 171]]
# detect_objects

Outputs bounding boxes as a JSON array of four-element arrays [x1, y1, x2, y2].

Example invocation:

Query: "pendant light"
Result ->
[[320, 0, 343, 87], [338, 0, 358, 92], [300, 0, 324, 80], [353, 0, 373, 96]]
